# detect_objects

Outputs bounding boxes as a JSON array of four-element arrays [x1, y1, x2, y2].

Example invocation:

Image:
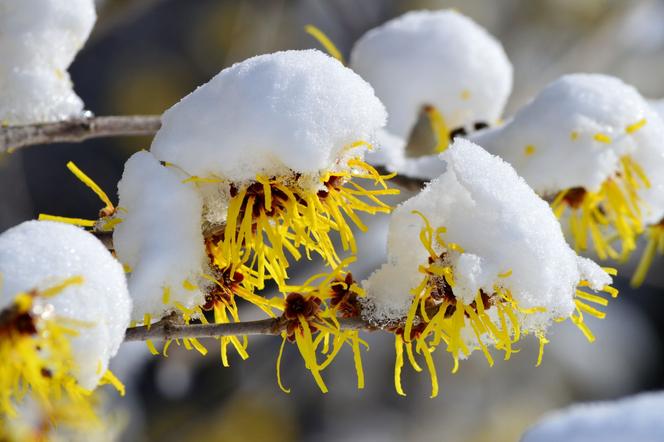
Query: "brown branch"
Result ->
[[0, 115, 162, 153], [123, 314, 373, 342]]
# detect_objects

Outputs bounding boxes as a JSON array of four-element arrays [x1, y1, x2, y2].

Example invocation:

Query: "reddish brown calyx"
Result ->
[[0, 305, 38, 337], [329, 273, 361, 318], [230, 180, 291, 219], [201, 266, 244, 311], [283, 292, 322, 342], [392, 321, 428, 341], [317, 175, 345, 199], [562, 187, 587, 209]]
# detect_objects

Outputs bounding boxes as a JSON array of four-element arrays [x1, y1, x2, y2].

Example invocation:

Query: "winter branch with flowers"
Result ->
[[2, 1, 664, 440]]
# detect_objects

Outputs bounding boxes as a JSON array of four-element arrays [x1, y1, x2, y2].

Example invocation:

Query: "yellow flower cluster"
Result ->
[[0, 277, 124, 438], [391, 212, 618, 397]]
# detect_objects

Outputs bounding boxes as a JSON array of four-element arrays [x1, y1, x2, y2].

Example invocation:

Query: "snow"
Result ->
[[113, 151, 208, 322], [522, 391, 664, 442], [151, 49, 386, 183], [0, 220, 130, 390], [650, 99, 664, 119], [350, 10, 512, 140], [0, 0, 96, 124], [473, 74, 664, 198], [363, 139, 610, 328]]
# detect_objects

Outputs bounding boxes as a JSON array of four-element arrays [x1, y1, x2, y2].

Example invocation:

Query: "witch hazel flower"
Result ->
[[149, 49, 395, 290], [81, 49, 394, 364], [362, 140, 616, 397], [272, 259, 368, 394], [474, 74, 664, 270], [0, 0, 96, 125], [0, 220, 130, 432], [349, 10, 512, 173]]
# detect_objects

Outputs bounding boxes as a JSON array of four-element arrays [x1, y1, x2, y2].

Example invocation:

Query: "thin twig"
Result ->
[[0, 115, 161, 153], [123, 315, 373, 342]]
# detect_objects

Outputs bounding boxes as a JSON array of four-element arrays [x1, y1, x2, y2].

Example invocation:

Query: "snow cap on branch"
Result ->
[[151, 49, 387, 183], [0, 0, 96, 124], [473, 74, 664, 205], [0, 220, 130, 389], [473, 74, 664, 266], [114, 151, 208, 323], [364, 139, 610, 326], [350, 10, 512, 140]]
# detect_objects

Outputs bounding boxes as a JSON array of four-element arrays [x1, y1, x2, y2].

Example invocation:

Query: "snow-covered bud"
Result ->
[[148, 49, 396, 290], [362, 140, 616, 397], [474, 74, 664, 269], [0, 221, 130, 427], [0, 0, 96, 124], [350, 9, 512, 163]]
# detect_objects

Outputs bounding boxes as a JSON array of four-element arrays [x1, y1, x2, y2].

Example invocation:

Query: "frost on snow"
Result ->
[[0, 0, 96, 124], [362, 140, 615, 396], [151, 49, 386, 183], [350, 9, 512, 172], [474, 74, 664, 265], [113, 151, 208, 323], [0, 220, 130, 389], [522, 391, 664, 442]]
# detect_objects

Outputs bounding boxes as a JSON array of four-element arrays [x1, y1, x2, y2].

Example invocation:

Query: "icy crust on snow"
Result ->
[[0, 0, 96, 124], [0, 221, 130, 390], [521, 391, 664, 442], [113, 151, 208, 322], [363, 140, 610, 327], [473, 74, 664, 198], [350, 10, 512, 140], [151, 49, 387, 183]]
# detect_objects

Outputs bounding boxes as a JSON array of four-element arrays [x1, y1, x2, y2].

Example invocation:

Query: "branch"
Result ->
[[0, 115, 161, 153], [0, 115, 428, 193], [123, 314, 373, 342]]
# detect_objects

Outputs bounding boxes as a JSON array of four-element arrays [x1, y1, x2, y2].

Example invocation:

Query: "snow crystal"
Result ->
[[113, 151, 208, 322], [0, 221, 130, 390], [151, 49, 386, 183], [522, 391, 664, 442], [473, 74, 664, 201], [350, 10, 512, 140], [363, 139, 610, 327], [0, 0, 96, 124]]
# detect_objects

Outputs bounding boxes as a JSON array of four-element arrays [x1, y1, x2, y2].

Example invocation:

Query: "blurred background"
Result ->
[[2, 0, 664, 440]]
